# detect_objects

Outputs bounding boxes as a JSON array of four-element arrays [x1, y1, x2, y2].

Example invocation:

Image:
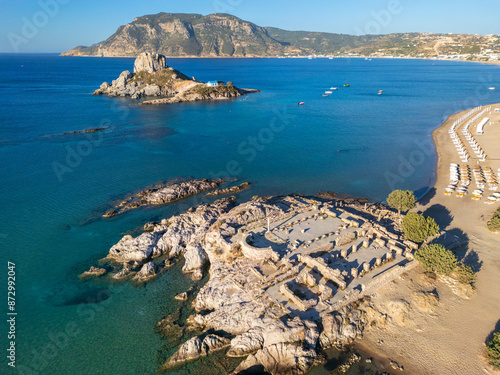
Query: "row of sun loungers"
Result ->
[[445, 163, 470, 197], [445, 164, 499, 200], [461, 108, 490, 161], [448, 106, 483, 162], [449, 106, 492, 162], [446, 106, 498, 204], [484, 167, 500, 204]]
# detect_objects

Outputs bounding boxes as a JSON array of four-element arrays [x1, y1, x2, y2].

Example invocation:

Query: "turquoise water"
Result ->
[[1, 54, 499, 374]]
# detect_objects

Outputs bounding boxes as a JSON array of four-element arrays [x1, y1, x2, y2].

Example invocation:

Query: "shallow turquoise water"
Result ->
[[0, 54, 499, 374]]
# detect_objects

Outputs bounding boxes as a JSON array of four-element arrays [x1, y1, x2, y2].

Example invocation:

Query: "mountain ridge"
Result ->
[[61, 13, 500, 62]]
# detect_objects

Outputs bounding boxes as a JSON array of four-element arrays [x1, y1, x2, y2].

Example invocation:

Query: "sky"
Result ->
[[1, 0, 500, 53]]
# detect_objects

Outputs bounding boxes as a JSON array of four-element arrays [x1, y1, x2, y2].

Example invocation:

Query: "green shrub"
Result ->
[[454, 264, 476, 286], [487, 207, 500, 232], [486, 331, 500, 369], [402, 212, 440, 243], [415, 244, 458, 276], [387, 190, 416, 214], [188, 83, 239, 98]]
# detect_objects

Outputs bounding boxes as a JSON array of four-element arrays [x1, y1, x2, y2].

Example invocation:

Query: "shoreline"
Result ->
[[57, 53, 500, 66], [355, 103, 500, 375]]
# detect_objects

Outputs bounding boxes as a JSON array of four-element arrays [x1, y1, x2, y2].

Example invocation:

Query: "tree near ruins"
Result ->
[[402, 212, 440, 243], [387, 189, 416, 215], [486, 331, 500, 369], [415, 244, 458, 276]]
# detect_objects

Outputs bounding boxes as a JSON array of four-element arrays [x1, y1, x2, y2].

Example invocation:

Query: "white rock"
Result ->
[[108, 232, 160, 261], [232, 343, 322, 375], [164, 334, 230, 368], [182, 244, 208, 280], [133, 52, 167, 73]]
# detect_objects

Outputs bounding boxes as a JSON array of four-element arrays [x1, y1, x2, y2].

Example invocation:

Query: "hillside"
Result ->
[[61, 13, 500, 62]]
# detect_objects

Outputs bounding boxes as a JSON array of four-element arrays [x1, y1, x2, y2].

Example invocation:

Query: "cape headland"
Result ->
[[83, 190, 422, 374], [93, 52, 259, 103]]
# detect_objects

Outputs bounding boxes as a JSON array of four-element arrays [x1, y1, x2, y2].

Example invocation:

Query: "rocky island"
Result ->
[[93, 52, 258, 104]]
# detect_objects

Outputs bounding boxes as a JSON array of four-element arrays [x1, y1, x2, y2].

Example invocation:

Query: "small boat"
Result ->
[[298, 102, 305, 105], [489, 87, 496, 90], [325, 91, 333, 94], [378, 90, 383, 95], [330, 87, 338, 90], [322, 94, 329, 97], [343, 84, 350, 87]]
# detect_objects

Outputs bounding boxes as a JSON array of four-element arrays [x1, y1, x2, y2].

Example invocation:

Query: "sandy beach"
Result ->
[[357, 105, 500, 374]]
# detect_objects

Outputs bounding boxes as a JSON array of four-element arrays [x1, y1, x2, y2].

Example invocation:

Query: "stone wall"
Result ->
[[321, 260, 418, 316], [298, 254, 346, 289], [240, 234, 280, 262], [278, 283, 316, 311]]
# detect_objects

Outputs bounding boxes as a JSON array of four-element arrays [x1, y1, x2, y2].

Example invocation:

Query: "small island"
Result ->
[[93, 52, 259, 104]]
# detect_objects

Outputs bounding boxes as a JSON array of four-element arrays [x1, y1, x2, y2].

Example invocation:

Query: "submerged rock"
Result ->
[[78, 266, 107, 279], [205, 182, 251, 197]]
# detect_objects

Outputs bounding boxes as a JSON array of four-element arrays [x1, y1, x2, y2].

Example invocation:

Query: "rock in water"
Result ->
[[133, 262, 157, 282], [78, 266, 107, 279], [133, 52, 167, 73]]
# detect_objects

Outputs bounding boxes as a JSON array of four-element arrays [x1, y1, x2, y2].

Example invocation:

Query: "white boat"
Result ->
[[489, 87, 496, 90], [330, 87, 338, 90], [378, 90, 383, 95], [325, 91, 333, 94]]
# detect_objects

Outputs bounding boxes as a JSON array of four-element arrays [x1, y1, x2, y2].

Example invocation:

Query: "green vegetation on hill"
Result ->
[[487, 206, 500, 232], [130, 69, 175, 86], [186, 84, 239, 98]]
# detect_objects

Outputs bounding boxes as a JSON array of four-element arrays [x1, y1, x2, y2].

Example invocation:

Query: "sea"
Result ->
[[0, 54, 499, 374]]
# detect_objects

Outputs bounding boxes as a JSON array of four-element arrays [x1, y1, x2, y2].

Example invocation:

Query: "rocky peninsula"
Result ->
[[103, 178, 224, 218], [83, 191, 426, 374], [93, 52, 259, 103]]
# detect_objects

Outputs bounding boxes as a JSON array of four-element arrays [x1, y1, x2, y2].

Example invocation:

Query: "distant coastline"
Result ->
[[59, 53, 500, 66], [60, 13, 500, 65]]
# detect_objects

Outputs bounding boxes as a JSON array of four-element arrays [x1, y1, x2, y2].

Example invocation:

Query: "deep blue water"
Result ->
[[0, 54, 499, 374]]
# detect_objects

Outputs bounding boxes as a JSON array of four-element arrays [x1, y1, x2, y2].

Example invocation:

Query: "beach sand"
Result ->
[[357, 105, 500, 374]]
